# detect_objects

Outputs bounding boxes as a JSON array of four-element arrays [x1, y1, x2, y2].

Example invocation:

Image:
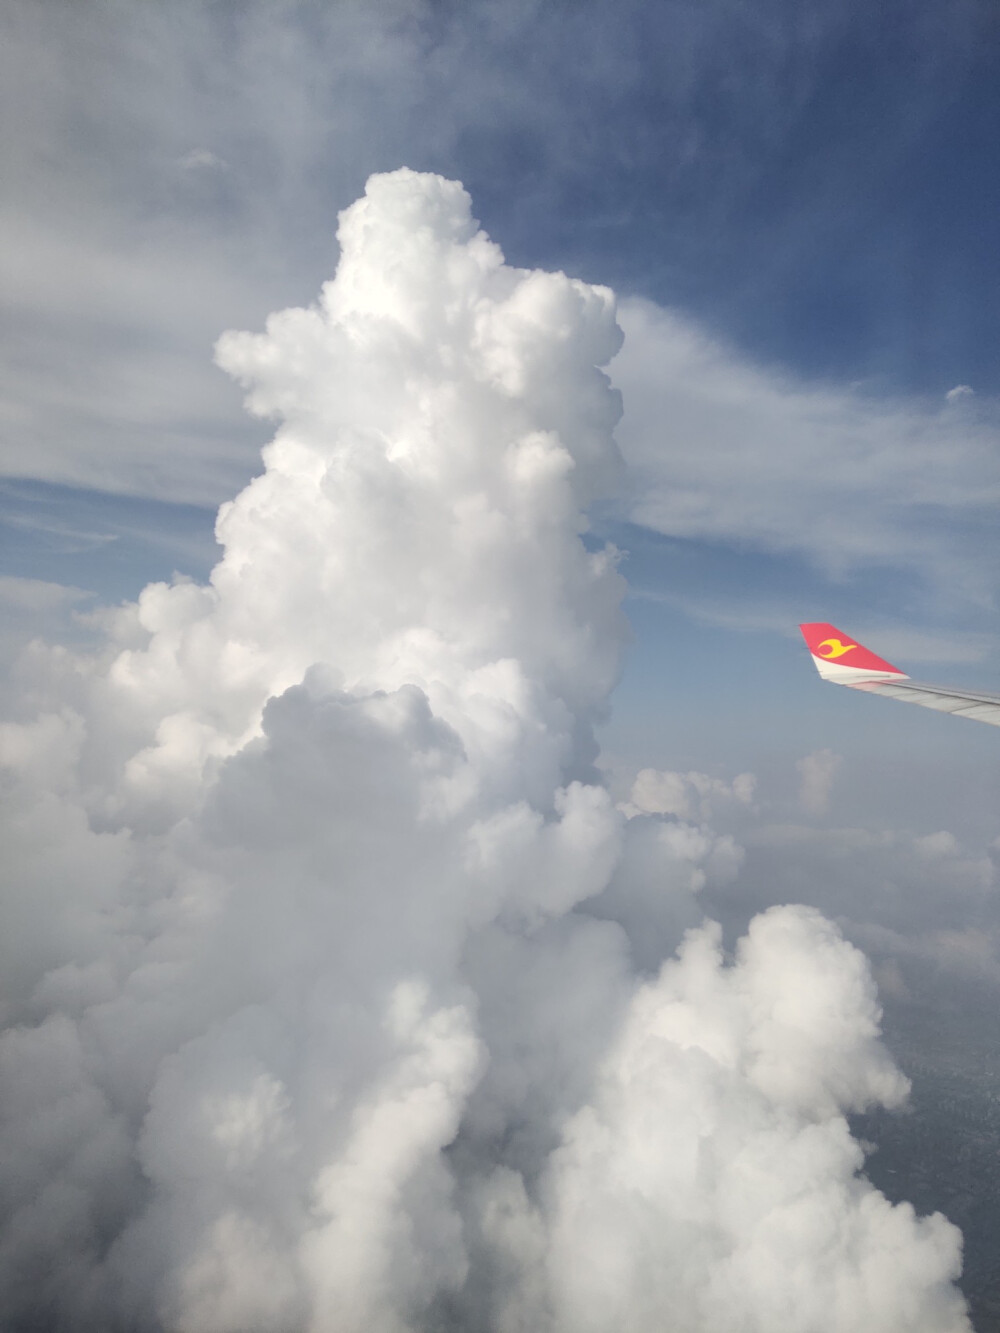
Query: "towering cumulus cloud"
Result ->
[[0, 171, 970, 1331]]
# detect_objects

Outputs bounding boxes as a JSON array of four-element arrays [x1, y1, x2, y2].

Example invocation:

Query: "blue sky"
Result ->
[[3, 0, 999, 825]]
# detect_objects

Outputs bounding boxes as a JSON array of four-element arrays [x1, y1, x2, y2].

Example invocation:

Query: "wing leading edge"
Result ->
[[798, 622, 1000, 727]]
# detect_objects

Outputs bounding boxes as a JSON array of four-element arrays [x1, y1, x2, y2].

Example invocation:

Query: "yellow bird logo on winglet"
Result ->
[[817, 638, 857, 659]]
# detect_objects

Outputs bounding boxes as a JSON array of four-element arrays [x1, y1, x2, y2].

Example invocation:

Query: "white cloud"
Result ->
[[613, 299, 1000, 603], [0, 511, 117, 554], [709, 811, 1000, 1010], [0, 576, 96, 672], [178, 148, 228, 172], [0, 574, 92, 612], [629, 765, 756, 821], [496, 909, 966, 1333], [0, 172, 970, 1331], [798, 748, 843, 816], [0, 168, 633, 1330]]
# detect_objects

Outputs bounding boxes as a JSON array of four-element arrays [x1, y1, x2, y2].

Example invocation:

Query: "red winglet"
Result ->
[[799, 623, 904, 675]]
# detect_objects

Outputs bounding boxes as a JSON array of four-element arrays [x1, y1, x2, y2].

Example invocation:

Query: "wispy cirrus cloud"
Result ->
[[613, 298, 1000, 607]]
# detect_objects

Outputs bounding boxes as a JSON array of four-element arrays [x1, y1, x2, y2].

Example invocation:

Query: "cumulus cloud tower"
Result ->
[[1, 168, 634, 1331], [0, 170, 971, 1333], [202, 168, 627, 783]]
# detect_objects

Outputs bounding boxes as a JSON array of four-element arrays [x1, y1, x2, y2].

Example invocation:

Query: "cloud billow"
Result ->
[[0, 171, 970, 1331]]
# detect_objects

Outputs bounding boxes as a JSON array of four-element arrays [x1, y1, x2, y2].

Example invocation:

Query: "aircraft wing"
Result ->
[[799, 622, 1000, 727]]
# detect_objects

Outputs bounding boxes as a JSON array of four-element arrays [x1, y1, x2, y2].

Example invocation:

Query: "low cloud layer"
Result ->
[[0, 172, 971, 1331], [798, 748, 843, 816]]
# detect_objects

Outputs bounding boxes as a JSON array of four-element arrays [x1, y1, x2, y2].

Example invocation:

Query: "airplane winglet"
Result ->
[[799, 623, 909, 684]]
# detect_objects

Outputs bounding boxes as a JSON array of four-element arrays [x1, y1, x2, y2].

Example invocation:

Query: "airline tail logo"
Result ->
[[799, 622, 906, 679], [817, 638, 857, 659]]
